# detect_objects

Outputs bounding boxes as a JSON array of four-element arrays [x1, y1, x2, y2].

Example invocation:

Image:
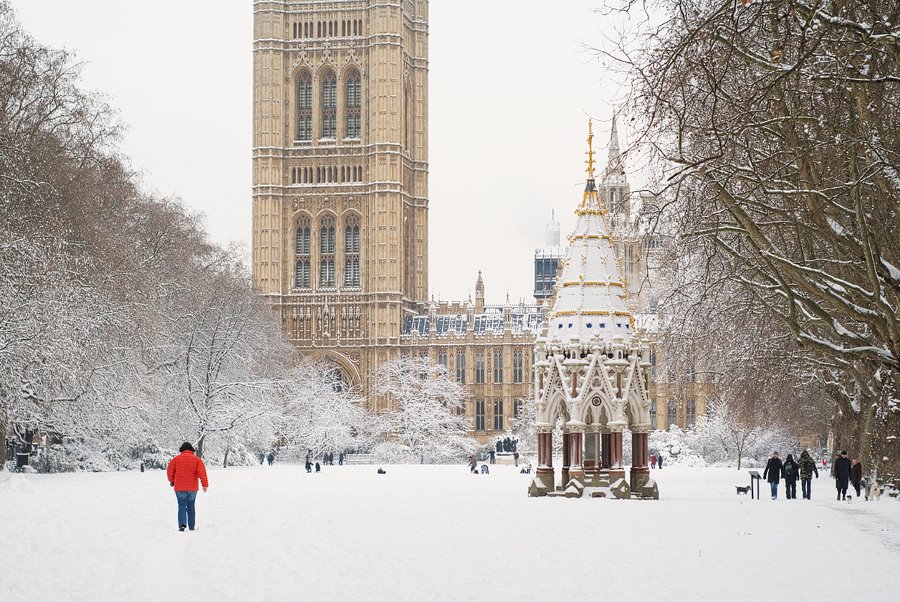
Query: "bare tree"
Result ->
[[604, 0, 900, 486], [375, 356, 477, 464]]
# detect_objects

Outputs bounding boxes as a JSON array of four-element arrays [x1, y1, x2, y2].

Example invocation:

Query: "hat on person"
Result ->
[[179, 442, 195, 452]]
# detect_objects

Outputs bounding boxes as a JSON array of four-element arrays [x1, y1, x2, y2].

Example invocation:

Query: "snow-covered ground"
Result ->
[[1, 464, 899, 601]]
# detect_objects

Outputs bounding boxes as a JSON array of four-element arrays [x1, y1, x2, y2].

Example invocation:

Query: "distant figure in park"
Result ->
[[166, 442, 208, 532], [763, 451, 783, 500], [782, 453, 799, 500], [489, 449, 495, 464], [468, 455, 477, 473], [650, 454, 657, 469], [834, 451, 851, 500], [496, 440, 503, 454], [339, 452, 344, 466], [850, 458, 863, 498], [305, 459, 312, 473], [513, 451, 519, 467], [798, 450, 819, 500], [657, 455, 664, 469], [315, 461, 321, 473], [267, 451, 275, 466]]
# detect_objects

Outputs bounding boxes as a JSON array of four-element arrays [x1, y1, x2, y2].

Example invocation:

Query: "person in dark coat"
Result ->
[[315, 461, 321, 473], [267, 451, 275, 466], [305, 460, 312, 473], [850, 459, 863, 497], [657, 455, 664, 469], [834, 451, 851, 500], [798, 449, 819, 500], [782, 453, 800, 500], [763, 451, 784, 499]]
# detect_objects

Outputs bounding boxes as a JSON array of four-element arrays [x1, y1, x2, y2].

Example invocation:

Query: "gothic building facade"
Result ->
[[252, 0, 429, 411], [251, 0, 704, 441]]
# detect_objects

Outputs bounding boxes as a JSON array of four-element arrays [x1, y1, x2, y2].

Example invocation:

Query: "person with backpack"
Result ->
[[763, 451, 783, 500], [798, 449, 819, 499], [782, 453, 800, 499], [166, 442, 209, 532], [834, 451, 851, 500]]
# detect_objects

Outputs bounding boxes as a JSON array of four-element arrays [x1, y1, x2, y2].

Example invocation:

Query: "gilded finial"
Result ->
[[585, 119, 596, 178]]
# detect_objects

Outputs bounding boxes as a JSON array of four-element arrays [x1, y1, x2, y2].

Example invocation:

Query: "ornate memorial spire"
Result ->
[[547, 122, 633, 347]]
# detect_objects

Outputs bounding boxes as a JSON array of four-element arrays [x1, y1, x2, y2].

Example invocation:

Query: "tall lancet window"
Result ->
[[295, 216, 311, 289], [319, 215, 336, 288], [321, 70, 337, 139], [346, 70, 361, 139], [610, 188, 617, 213], [297, 73, 312, 141], [343, 214, 360, 288]]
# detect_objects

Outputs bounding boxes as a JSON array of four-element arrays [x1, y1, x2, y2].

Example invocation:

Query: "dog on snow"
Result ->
[[736, 485, 751, 495]]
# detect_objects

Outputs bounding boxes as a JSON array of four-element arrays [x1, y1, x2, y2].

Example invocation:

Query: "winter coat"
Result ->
[[782, 458, 799, 482], [798, 452, 818, 480], [851, 462, 862, 488], [834, 457, 851, 481], [167, 451, 209, 492], [763, 457, 783, 483]]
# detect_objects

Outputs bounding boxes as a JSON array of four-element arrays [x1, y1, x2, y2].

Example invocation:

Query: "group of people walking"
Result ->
[[763, 450, 866, 501]]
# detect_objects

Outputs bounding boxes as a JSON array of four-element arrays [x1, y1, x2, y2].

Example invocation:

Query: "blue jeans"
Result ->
[[176, 490, 198, 529], [801, 479, 811, 499], [769, 481, 779, 499]]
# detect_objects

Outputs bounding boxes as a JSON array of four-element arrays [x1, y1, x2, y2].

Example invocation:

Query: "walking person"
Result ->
[[763, 451, 783, 500], [850, 458, 863, 498], [798, 449, 819, 499], [650, 454, 657, 469], [338, 452, 344, 466], [782, 453, 800, 500], [468, 454, 477, 474], [834, 451, 851, 500], [657, 455, 664, 469], [166, 443, 209, 532]]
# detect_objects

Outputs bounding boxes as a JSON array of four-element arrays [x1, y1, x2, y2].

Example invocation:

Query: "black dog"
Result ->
[[377, 468, 386, 474], [736, 485, 751, 495]]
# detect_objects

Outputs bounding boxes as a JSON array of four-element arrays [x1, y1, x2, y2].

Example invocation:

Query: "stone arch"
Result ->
[[305, 350, 361, 391]]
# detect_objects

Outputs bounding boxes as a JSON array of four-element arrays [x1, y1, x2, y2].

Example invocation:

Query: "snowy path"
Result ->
[[1, 465, 898, 601]]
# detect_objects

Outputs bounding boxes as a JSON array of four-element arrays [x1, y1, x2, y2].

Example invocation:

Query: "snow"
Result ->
[[2, 465, 900, 600]]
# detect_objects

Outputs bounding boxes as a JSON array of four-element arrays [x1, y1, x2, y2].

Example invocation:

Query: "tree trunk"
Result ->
[[873, 371, 900, 491], [0, 407, 7, 469], [196, 434, 206, 459], [223, 447, 230, 468]]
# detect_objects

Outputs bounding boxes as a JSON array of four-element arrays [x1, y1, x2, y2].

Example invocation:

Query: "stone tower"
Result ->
[[252, 0, 429, 406]]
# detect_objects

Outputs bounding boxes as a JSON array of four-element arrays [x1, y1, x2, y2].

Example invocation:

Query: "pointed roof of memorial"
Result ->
[[545, 119, 634, 347]]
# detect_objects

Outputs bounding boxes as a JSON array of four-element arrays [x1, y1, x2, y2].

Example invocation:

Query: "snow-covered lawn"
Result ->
[[2, 464, 899, 601]]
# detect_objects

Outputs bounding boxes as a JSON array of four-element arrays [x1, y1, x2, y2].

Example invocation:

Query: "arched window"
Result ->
[[296, 72, 312, 141], [344, 214, 361, 288], [295, 215, 311, 289], [319, 215, 336, 288], [321, 70, 337, 139], [346, 70, 361, 139]]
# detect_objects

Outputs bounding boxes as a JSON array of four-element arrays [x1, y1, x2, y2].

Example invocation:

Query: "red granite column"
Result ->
[[561, 431, 571, 486], [630, 431, 651, 492], [536, 431, 554, 490], [608, 430, 625, 481], [600, 431, 611, 474]]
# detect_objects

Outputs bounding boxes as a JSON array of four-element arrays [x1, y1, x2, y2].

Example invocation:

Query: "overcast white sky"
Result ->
[[12, 0, 634, 304]]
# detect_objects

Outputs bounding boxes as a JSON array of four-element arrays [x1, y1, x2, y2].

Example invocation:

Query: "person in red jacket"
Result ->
[[166, 442, 209, 531]]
